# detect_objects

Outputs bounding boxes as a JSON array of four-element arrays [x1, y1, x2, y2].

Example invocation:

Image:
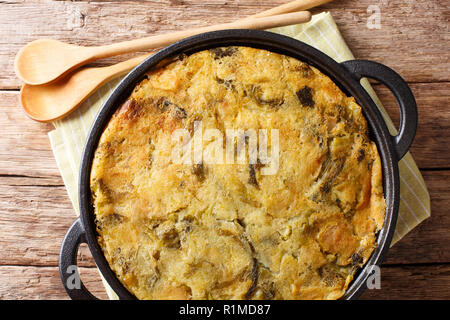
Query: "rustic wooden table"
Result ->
[[0, 0, 448, 300]]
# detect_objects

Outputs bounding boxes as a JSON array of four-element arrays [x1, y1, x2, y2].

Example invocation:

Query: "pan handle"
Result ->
[[59, 219, 98, 300], [341, 60, 417, 160]]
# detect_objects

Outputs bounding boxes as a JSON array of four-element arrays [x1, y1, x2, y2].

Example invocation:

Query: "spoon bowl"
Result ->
[[15, 39, 92, 86], [20, 54, 149, 122]]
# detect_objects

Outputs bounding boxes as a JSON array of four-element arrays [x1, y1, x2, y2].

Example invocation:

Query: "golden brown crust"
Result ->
[[90, 46, 386, 300]]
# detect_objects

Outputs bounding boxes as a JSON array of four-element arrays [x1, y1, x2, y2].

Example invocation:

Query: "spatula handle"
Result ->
[[93, 11, 311, 59], [249, 0, 333, 19]]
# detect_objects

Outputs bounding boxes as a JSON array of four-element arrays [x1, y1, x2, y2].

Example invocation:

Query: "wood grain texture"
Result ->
[[1, 0, 449, 89], [0, 264, 448, 300], [374, 82, 450, 169], [0, 83, 449, 268], [383, 170, 450, 265], [0, 0, 449, 300], [0, 92, 58, 177], [0, 175, 95, 267], [2, 81, 449, 172], [0, 169, 448, 268]]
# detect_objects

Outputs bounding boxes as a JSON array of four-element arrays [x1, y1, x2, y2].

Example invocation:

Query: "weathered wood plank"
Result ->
[[314, 0, 449, 84], [2, 82, 448, 175], [1, 0, 448, 89], [0, 92, 58, 178], [360, 264, 450, 300], [0, 82, 449, 267], [0, 0, 448, 302], [0, 264, 447, 299], [0, 170, 448, 268], [383, 170, 450, 265], [374, 82, 450, 169], [0, 266, 108, 300], [0, 176, 95, 267]]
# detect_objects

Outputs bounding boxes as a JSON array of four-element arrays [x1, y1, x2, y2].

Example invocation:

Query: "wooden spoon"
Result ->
[[247, 0, 333, 18], [15, 11, 311, 86], [20, 54, 151, 122], [19, 0, 334, 122]]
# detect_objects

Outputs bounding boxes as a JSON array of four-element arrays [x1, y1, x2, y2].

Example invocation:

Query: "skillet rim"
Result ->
[[78, 29, 400, 300]]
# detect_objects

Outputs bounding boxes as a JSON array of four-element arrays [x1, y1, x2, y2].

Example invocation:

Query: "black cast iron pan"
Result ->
[[59, 29, 417, 300]]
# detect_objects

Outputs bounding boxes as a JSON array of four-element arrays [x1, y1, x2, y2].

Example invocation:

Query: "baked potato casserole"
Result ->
[[90, 46, 386, 300]]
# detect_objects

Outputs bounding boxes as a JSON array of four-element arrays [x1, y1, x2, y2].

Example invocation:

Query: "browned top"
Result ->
[[0, 0, 447, 301], [90, 46, 385, 300]]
